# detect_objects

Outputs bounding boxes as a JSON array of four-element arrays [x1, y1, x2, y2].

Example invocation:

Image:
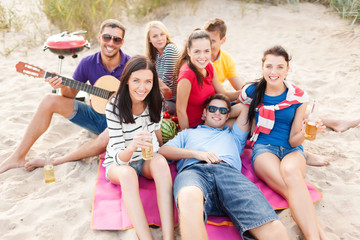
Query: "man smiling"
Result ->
[[159, 94, 289, 240], [0, 19, 131, 173]]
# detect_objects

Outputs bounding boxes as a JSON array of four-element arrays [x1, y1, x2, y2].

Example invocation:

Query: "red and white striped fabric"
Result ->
[[240, 81, 308, 143]]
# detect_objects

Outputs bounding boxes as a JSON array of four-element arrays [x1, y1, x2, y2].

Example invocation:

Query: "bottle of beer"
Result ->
[[44, 152, 55, 184], [304, 99, 318, 141]]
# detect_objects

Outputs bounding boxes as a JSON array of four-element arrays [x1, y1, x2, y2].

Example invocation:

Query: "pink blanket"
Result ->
[[91, 143, 322, 239]]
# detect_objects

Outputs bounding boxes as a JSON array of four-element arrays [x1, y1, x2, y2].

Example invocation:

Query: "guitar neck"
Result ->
[[44, 72, 113, 100]]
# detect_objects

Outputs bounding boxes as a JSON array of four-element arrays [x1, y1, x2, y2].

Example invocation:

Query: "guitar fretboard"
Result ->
[[44, 72, 113, 100]]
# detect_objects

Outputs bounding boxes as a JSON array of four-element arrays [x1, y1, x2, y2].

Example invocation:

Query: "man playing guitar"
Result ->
[[1, 19, 132, 173]]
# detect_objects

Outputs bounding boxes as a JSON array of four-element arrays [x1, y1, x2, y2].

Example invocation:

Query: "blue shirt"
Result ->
[[246, 84, 303, 149], [73, 50, 131, 85], [165, 122, 249, 173]]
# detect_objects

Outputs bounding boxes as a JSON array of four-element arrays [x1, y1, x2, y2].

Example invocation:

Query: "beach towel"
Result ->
[[91, 143, 322, 239]]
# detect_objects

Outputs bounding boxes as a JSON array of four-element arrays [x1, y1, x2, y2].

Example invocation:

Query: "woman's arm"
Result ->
[[212, 71, 240, 101], [155, 128, 163, 146], [106, 104, 151, 164], [289, 103, 308, 147], [176, 78, 191, 130], [159, 79, 172, 100]]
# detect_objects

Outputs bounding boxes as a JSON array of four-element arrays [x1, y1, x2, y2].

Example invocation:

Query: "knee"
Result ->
[[116, 166, 138, 186], [151, 154, 171, 176], [39, 94, 60, 110], [281, 164, 303, 184], [177, 186, 203, 210]]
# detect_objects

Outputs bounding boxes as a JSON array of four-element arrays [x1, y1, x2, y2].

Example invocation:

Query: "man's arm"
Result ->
[[228, 76, 244, 91], [45, 76, 79, 98], [159, 145, 221, 164]]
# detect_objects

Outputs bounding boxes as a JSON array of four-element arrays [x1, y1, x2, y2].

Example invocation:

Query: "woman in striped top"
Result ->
[[103, 55, 174, 240], [145, 21, 181, 115]]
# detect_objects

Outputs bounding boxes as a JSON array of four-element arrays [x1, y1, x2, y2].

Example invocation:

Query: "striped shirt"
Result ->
[[156, 43, 180, 102], [103, 99, 162, 168]]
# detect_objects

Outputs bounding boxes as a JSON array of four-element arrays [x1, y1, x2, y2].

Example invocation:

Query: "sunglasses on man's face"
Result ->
[[207, 105, 229, 115], [101, 33, 123, 44]]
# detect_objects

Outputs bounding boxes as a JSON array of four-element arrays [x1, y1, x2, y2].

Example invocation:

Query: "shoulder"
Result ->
[[178, 64, 195, 83], [243, 83, 256, 95], [80, 52, 99, 64], [164, 43, 180, 54], [120, 50, 131, 62], [220, 50, 235, 63], [205, 62, 214, 74]]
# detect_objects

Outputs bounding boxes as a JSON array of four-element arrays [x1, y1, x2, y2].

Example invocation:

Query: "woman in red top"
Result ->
[[175, 29, 240, 129]]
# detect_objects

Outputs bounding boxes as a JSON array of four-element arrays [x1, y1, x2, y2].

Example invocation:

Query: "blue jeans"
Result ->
[[67, 100, 107, 134], [251, 144, 306, 166], [173, 161, 278, 240]]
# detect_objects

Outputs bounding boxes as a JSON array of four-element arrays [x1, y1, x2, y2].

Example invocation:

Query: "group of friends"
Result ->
[[1, 18, 360, 240]]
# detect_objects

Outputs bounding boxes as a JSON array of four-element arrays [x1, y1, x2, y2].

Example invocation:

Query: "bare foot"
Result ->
[[324, 118, 360, 133], [306, 152, 332, 167], [0, 155, 27, 174], [24, 158, 46, 171]]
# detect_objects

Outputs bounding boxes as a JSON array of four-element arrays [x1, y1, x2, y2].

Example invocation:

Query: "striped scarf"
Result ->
[[240, 81, 308, 143]]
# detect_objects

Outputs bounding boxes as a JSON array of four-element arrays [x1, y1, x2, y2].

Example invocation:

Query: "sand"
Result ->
[[0, 0, 359, 239]]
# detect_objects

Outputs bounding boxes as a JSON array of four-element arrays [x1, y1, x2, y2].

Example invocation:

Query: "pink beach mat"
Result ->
[[91, 142, 322, 239]]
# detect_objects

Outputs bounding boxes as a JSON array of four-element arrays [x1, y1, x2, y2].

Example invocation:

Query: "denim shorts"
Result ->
[[67, 100, 107, 134], [173, 161, 278, 240], [105, 160, 145, 181], [251, 144, 306, 166]]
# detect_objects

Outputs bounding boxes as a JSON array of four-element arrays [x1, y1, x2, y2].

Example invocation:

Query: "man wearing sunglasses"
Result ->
[[159, 93, 289, 240], [0, 19, 132, 173]]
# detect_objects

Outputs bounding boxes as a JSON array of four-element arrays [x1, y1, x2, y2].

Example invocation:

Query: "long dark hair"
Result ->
[[248, 45, 291, 124], [112, 55, 163, 124], [174, 29, 211, 87]]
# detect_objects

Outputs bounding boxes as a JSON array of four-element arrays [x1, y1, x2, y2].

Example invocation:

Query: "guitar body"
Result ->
[[90, 76, 120, 114]]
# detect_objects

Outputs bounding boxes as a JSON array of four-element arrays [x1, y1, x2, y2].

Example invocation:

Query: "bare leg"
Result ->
[[254, 152, 327, 239], [305, 151, 332, 167], [177, 186, 208, 240], [108, 164, 153, 240], [24, 129, 109, 171], [142, 154, 174, 240], [250, 220, 290, 240], [0, 94, 74, 174], [322, 117, 360, 132]]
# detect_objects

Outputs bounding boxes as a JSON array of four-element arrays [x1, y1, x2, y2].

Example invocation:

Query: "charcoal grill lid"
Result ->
[[45, 32, 88, 49]]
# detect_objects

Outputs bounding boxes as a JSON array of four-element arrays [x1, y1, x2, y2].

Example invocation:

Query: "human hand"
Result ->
[[45, 74, 64, 89], [130, 131, 153, 151], [303, 118, 326, 134], [195, 151, 221, 164]]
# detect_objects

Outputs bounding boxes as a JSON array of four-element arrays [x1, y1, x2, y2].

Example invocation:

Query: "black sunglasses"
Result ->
[[207, 105, 229, 115], [101, 33, 123, 44]]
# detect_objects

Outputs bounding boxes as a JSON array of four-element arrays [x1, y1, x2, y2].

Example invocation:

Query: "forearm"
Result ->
[[177, 109, 189, 130], [159, 145, 199, 161], [115, 144, 137, 163], [60, 86, 78, 98], [289, 131, 305, 148], [224, 90, 240, 102], [159, 79, 172, 100], [228, 76, 244, 91]]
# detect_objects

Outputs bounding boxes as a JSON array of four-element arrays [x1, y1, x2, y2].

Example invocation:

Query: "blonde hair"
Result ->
[[145, 21, 173, 63]]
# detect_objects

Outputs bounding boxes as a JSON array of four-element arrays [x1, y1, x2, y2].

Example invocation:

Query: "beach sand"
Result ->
[[0, 0, 359, 239]]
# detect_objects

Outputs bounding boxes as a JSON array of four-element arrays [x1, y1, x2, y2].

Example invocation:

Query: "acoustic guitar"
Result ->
[[15, 61, 119, 114]]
